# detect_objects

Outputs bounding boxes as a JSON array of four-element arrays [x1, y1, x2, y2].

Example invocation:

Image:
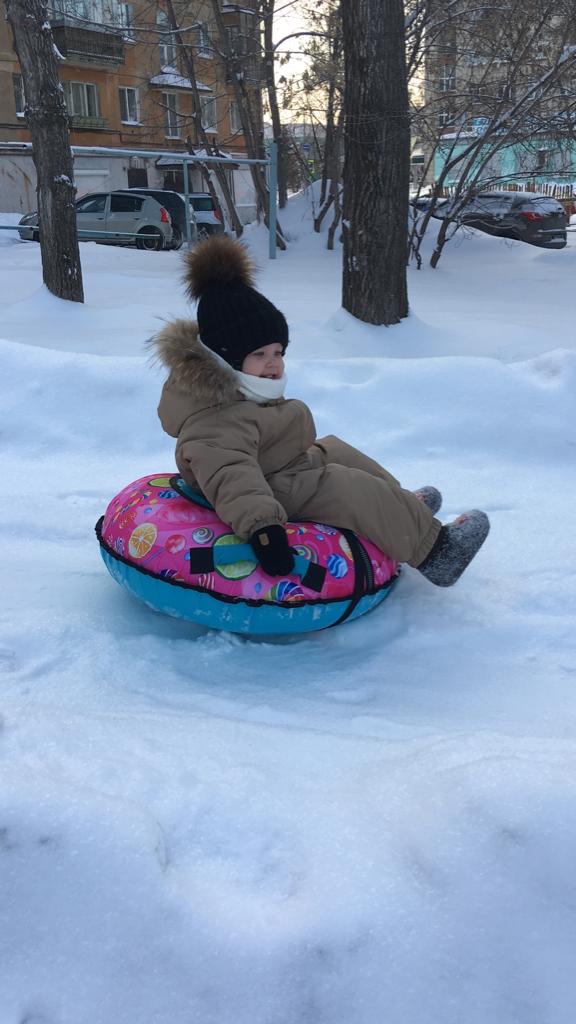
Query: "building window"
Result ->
[[119, 2, 135, 39], [63, 80, 100, 117], [157, 10, 177, 69], [201, 95, 217, 131], [470, 82, 488, 102], [437, 29, 456, 55], [119, 86, 139, 123], [13, 73, 25, 116], [162, 91, 179, 137], [196, 22, 211, 57], [230, 100, 241, 134], [226, 11, 257, 57], [88, 0, 104, 23], [496, 82, 516, 103], [227, 24, 244, 56], [437, 111, 454, 129], [439, 65, 456, 92], [52, 0, 89, 19]]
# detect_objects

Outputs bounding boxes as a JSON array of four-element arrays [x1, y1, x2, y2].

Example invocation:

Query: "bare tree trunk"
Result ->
[[430, 216, 452, 268], [261, 0, 288, 208], [164, 0, 243, 238], [5, 0, 83, 301], [326, 181, 342, 250], [318, 10, 342, 208], [314, 114, 338, 230], [342, 0, 409, 324], [319, 93, 334, 207], [314, 107, 344, 233], [209, 0, 286, 250]]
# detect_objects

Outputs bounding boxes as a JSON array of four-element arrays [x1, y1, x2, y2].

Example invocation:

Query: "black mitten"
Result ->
[[251, 525, 295, 576]]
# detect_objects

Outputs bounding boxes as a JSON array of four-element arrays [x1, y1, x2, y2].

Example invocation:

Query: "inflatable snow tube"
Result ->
[[96, 474, 400, 635]]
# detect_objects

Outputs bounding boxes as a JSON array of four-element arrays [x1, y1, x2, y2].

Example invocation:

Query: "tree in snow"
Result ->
[[5, 0, 83, 302], [208, 0, 286, 249], [341, 0, 410, 324], [161, 0, 244, 239], [280, 0, 344, 245], [410, 0, 576, 266]]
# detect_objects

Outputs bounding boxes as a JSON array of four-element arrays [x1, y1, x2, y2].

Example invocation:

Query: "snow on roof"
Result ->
[[155, 147, 237, 166], [221, 4, 258, 13], [149, 68, 211, 91]]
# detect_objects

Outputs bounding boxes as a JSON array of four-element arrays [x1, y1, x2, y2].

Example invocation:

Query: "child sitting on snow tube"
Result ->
[[152, 236, 490, 589]]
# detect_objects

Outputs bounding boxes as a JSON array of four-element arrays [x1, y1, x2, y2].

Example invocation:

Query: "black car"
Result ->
[[432, 190, 567, 249], [119, 188, 198, 248]]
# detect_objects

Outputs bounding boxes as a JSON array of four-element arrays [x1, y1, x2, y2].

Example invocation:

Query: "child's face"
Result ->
[[241, 343, 285, 379]]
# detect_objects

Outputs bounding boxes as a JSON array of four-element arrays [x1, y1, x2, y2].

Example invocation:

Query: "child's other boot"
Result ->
[[413, 486, 442, 516], [417, 510, 490, 587]]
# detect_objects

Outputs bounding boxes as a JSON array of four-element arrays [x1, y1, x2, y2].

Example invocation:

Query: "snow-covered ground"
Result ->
[[1, 195, 575, 1024]]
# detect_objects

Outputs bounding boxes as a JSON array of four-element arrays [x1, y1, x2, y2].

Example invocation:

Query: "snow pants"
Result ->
[[278, 435, 441, 567]]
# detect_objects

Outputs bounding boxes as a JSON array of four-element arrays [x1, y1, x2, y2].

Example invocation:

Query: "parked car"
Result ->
[[181, 192, 226, 239], [119, 188, 197, 248], [431, 190, 568, 249], [17, 191, 174, 251], [410, 194, 448, 213]]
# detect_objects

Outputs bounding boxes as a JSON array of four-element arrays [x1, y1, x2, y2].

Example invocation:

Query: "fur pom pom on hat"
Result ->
[[182, 235, 289, 371], [184, 234, 255, 298]]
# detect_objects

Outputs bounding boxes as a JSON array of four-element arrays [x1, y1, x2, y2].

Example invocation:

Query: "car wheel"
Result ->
[[196, 225, 211, 240], [170, 226, 184, 250], [136, 227, 164, 251], [33, 230, 40, 242]]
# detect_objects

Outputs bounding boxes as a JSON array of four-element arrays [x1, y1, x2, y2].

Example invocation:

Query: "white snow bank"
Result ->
[[0, 211, 22, 246], [1, 197, 576, 1023], [2, 199, 575, 361]]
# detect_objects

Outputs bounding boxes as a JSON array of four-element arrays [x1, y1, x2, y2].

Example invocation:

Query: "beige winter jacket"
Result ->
[[155, 319, 320, 538], [154, 319, 440, 566]]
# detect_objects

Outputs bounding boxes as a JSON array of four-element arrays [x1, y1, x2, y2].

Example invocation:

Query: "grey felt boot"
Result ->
[[413, 486, 442, 517], [417, 510, 490, 587]]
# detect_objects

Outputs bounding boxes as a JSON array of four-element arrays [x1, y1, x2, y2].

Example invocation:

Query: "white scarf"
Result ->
[[236, 370, 287, 404]]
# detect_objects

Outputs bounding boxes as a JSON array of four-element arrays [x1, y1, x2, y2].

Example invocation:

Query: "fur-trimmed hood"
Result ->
[[153, 318, 240, 437]]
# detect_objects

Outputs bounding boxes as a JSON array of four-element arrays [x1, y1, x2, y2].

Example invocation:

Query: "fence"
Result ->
[[440, 179, 576, 215]]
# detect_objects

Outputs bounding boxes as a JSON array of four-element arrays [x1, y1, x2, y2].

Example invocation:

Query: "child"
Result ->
[[153, 236, 489, 587]]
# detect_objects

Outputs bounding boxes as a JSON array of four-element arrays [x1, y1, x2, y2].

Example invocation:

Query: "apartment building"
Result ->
[[0, 0, 263, 216], [419, 0, 576, 189]]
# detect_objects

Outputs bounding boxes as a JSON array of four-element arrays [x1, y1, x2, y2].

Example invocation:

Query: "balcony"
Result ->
[[51, 22, 124, 65], [224, 16, 262, 84], [225, 59, 262, 85], [221, 2, 258, 10]]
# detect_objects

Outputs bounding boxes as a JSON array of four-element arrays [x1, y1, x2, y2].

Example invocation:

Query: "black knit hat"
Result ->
[[183, 236, 289, 371]]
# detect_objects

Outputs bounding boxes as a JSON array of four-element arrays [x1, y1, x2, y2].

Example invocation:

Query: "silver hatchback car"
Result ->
[[18, 190, 174, 251]]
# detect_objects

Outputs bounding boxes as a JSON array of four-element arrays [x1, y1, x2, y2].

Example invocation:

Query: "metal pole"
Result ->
[[183, 158, 192, 248], [268, 140, 278, 260], [0, 143, 269, 165]]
